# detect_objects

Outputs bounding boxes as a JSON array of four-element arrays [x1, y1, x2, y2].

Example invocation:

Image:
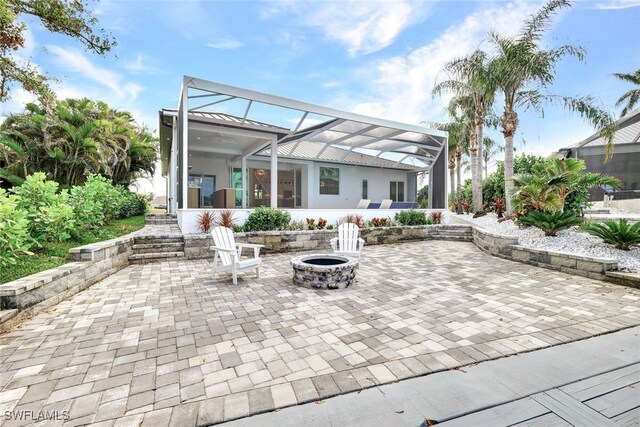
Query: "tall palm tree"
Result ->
[[434, 50, 495, 213], [482, 136, 502, 179], [489, 0, 615, 215], [614, 68, 640, 117]]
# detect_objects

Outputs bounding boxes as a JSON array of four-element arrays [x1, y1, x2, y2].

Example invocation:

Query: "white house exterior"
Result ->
[[159, 76, 448, 232]]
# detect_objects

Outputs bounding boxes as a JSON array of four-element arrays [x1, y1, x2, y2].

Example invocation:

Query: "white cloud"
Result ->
[[207, 40, 243, 50], [47, 46, 144, 100], [265, 0, 434, 56], [593, 0, 640, 9], [340, 1, 542, 124]]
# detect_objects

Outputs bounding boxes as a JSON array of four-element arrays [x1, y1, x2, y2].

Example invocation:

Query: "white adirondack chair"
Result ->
[[210, 226, 264, 285], [330, 223, 365, 258]]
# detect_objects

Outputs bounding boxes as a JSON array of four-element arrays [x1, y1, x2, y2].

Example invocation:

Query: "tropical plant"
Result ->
[[584, 219, 640, 250], [395, 209, 428, 226], [306, 218, 316, 230], [287, 220, 305, 231], [317, 218, 327, 230], [196, 211, 216, 234], [244, 206, 291, 231], [518, 210, 583, 236], [0, 0, 115, 102], [0, 98, 158, 187], [482, 154, 545, 204], [494, 197, 505, 219], [369, 217, 389, 227], [429, 211, 444, 224], [511, 158, 620, 215], [462, 201, 471, 214], [489, 0, 615, 214], [614, 68, 640, 117], [326, 224, 334, 230], [217, 210, 236, 228], [0, 190, 33, 268], [341, 213, 364, 228]]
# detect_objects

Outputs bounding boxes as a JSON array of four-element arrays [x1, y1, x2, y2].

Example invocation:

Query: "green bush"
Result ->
[[0, 190, 33, 268], [11, 173, 75, 242], [117, 189, 149, 218], [243, 206, 291, 231], [584, 219, 640, 250], [81, 175, 124, 222], [395, 209, 428, 226], [518, 210, 583, 237], [70, 184, 106, 233]]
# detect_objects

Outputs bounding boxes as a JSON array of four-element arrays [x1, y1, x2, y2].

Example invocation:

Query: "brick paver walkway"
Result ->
[[1, 240, 639, 426]]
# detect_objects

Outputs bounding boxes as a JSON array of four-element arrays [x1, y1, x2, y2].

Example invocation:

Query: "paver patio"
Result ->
[[0, 240, 639, 426]]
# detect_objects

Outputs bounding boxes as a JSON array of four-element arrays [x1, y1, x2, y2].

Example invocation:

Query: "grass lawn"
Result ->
[[0, 215, 145, 285]]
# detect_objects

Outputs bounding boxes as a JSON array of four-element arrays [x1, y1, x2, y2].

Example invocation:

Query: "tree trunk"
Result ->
[[456, 149, 462, 214], [504, 133, 515, 215], [449, 161, 456, 205], [474, 122, 484, 212]]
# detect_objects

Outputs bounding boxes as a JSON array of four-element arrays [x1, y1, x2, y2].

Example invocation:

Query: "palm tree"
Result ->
[[482, 136, 502, 179], [614, 68, 640, 117], [434, 50, 495, 213], [489, 0, 615, 215]]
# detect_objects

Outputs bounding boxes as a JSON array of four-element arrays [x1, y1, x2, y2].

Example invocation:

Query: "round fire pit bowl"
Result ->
[[290, 254, 358, 290]]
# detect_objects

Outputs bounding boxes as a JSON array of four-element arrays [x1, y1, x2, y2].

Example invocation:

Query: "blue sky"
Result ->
[[3, 0, 639, 195]]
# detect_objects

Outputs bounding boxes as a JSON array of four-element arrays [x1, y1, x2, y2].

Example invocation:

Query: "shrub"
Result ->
[[369, 217, 388, 227], [11, 173, 75, 242], [0, 191, 33, 268], [317, 218, 327, 230], [429, 211, 443, 224], [287, 220, 305, 231], [232, 225, 244, 233], [395, 209, 427, 226], [584, 219, 640, 250], [244, 206, 291, 231], [341, 213, 364, 228], [518, 210, 583, 237], [197, 211, 216, 233], [217, 210, 236, 228], [326, 224, 334, 230], [306, 218, 316, 230], [70, 185, 105, 233], [462, 201, 471, 214], [117, 189, 149, 218], [494, 197, 505, 218]]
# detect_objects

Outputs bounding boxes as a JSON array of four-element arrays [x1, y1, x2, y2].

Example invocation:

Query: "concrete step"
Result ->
[[145, 219, 178, 225], [132, 242, 185, 254], [0, 309, 18, 324], [133, 236, 184, 244], [128, 251, 185, 264], [584, 209, 611, 214]]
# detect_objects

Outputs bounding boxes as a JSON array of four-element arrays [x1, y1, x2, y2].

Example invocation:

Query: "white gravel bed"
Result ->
[[461, 213, 640, 273]]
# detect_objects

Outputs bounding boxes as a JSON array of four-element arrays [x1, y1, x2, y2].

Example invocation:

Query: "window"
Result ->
[[362, 179, 368, 199], [390, 181, 404, 202], [319, 167, 339, 195]]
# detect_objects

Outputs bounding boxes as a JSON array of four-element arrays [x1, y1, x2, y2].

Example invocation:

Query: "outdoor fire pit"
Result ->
[[290, 254, 358, 290]]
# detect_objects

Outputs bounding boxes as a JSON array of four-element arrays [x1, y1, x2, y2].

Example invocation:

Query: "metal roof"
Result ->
[[574, 107, 640, 149], [170, 76, 447, 172]]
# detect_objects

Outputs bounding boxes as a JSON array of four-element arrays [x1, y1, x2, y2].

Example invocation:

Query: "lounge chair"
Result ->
[[356, 199, 371, 209], [210, 226, 264, 285], [330, 223, 365, 259], [379, 199, 392, 209]]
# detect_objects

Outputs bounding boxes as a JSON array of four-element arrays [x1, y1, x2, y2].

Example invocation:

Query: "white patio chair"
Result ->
[[379, 199, 392, 209], [330, 223, 365, 259], [210, 226, 264, 285], [356, 199, 371, 209]]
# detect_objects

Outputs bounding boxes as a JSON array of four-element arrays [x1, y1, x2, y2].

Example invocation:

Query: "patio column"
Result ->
[[241, 156, 247, 209], [169, 116, 178, 213], [180, 83, 189, 210], [270, 136, 277, 208]]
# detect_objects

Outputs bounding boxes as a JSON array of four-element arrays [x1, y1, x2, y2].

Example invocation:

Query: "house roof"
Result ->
[[159, 76, 446, 175], [573, 107, 640, 149]]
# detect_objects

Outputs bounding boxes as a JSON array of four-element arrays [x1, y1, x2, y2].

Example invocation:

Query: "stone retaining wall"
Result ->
[[184, 225, 474, 259], [0, 235, 134, 332]]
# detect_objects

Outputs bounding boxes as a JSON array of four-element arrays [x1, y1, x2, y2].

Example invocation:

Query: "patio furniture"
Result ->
[[210, 226, 264, 285], [379, 199, 393, 209], [330, 223, 365, 258], [356, 199, 371, 209]]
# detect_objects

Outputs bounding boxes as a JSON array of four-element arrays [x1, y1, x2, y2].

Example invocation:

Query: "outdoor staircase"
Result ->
[[144, 213, 178, 225], [129, 214, 184, 264], [129, 235, 185, 264]]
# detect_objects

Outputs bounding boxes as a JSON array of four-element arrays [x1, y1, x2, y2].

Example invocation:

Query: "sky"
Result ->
[[3, 0, 639, 196]]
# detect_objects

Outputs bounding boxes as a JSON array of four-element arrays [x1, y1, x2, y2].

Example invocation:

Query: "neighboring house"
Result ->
[[159, 77, 448, 232], [554, 107, 640, 202]]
